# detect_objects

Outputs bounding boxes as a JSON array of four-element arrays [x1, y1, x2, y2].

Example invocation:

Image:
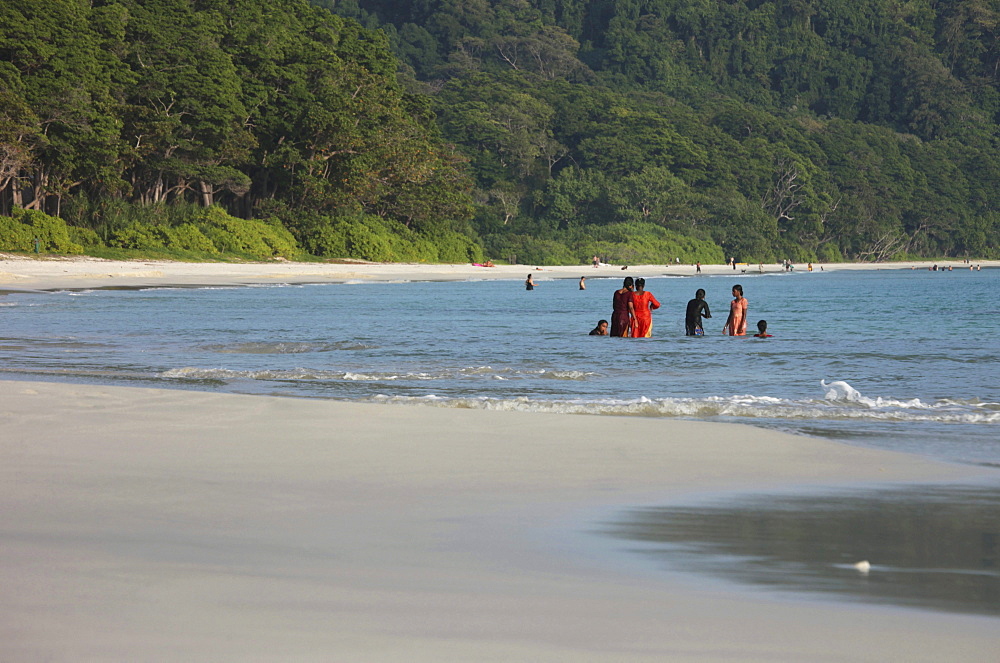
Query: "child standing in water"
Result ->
[[753, 320, 772, 337], [722, 284, 748, 336]]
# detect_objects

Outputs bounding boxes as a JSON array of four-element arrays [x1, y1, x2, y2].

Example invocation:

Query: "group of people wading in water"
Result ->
[[594, 277, 756, 338]]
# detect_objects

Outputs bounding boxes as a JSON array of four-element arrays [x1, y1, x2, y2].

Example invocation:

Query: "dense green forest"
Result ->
[[3, 0, 999, 263]]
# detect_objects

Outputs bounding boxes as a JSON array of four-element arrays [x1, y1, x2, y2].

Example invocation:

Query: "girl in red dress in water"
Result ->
[[722, 284, 748, 336], [630, 278, 661, 337]]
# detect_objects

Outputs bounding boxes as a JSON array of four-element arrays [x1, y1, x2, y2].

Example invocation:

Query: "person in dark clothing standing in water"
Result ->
[[685, 288, 712, 336], [610, 277, 635, 337]]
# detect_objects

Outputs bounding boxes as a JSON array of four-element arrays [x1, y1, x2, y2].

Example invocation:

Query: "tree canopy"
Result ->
[[2, 0, 999, 262]]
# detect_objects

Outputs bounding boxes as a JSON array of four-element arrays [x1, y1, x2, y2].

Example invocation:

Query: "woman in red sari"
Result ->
[[630, 278, 661, 337], [609, 277, 634, 337]]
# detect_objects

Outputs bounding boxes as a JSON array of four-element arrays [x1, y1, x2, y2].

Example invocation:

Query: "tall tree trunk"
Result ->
[[199, 180, 214, 207]]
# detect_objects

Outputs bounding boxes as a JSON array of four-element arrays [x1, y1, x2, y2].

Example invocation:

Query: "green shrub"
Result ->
[[196, 206, 298, 259], [0, 209, 84, 253], [107, 222, 166, 250], [816, 243, 843, 263], [67, 225, 103, 248], [341, 216, 394, 261], [162, 223, 218, 254], [481, 233, 579, 265], [0, 215, 34, 251], [431, 230, 484, 263], [570, 223, 724, 265]]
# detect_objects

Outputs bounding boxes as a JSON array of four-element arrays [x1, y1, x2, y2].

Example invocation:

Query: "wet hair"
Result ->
[[732, 284, 743, 296], [598, 319, 608, 326], [757, 319, 767, 331], [695, 288, 706, 298], [623, 276, 634, 288], [635, 278, 646, 289]]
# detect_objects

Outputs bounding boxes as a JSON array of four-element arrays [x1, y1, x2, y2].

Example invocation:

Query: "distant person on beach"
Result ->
[[593, 255, 600, 268], [696, 262, 701, 274], [630, 278, 661, 338], [722, 284, 748, 336], [610, 277, 635, 337], [579, 276, 586, 290], [685, 289, 712, 336], [753, 320, 773, 338], [589, 320, 608, 336], [525, 274, 537, 290]]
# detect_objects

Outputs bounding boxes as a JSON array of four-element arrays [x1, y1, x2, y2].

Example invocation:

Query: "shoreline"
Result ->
[[1, 253, 997, 292], [2, 380, 998, 660]]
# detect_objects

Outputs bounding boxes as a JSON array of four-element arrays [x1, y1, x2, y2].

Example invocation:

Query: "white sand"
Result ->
[[1, 253, 996, 291], [2, 258, 999, 660], [1, 380, 998, 662]]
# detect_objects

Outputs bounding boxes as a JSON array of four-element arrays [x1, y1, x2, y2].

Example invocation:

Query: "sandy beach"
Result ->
[[2, 257, 999, 661], [1, 253, 996, 292]]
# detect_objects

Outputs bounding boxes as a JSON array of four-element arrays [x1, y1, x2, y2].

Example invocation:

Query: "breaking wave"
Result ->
[[160, 364, 598, 382], [368, 380, 1000, 426]]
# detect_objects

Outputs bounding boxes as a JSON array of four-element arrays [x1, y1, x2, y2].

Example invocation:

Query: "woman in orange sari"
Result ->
[[630, 278, 661, 337], [722, 284, 748, 336]]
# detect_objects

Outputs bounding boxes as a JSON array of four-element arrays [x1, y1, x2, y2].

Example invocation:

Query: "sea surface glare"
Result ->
[[1, 267, 998, 465]]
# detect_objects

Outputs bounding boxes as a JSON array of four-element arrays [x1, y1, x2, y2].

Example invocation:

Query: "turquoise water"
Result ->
[[2, 267, 998, 464]]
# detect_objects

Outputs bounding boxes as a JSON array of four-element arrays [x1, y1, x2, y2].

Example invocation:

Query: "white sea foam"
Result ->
[[202, 340, 374, 354], [368, 392, 1000, 425]]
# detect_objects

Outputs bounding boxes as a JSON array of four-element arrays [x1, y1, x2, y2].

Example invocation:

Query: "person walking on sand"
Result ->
[[610, 277, 635, 337], [630, 278, 661, 337], [685, 288, 712, 336], [722, 284, 748, 336], [525, 274, 537, 290]]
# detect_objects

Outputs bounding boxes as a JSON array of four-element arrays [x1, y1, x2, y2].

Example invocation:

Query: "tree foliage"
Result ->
[[0, 0, 475, 261], [3, 0, 1000, 263], [322, 0, 1000, 262]]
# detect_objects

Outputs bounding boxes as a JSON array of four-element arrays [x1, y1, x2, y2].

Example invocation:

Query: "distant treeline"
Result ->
[[2, 0, 998, 264], [324, 0, 1000, 262]]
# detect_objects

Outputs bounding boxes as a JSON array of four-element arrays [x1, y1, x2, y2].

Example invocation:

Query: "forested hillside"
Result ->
[[323, 0, 1000, 263], [0, 0, 480, 262], [2, 0, 999, 263]]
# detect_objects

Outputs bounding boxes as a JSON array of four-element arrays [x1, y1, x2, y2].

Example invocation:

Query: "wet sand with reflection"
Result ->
[[610, 482, 1000, 616]]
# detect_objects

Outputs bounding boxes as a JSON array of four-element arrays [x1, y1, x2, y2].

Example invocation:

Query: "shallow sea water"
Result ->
[[2, 266, 997, 464]]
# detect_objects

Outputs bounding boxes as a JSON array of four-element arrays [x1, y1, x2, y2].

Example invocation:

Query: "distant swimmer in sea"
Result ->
[[589, 319, 608, 336], [610, 277, 635, 337], [579, 276, 586, 290], [630, 278, 661, 337], [753, 319, 773, 337], [685, 288, 712, 336], [525, 274, 537, 290], [722, 284, 748, 336]]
